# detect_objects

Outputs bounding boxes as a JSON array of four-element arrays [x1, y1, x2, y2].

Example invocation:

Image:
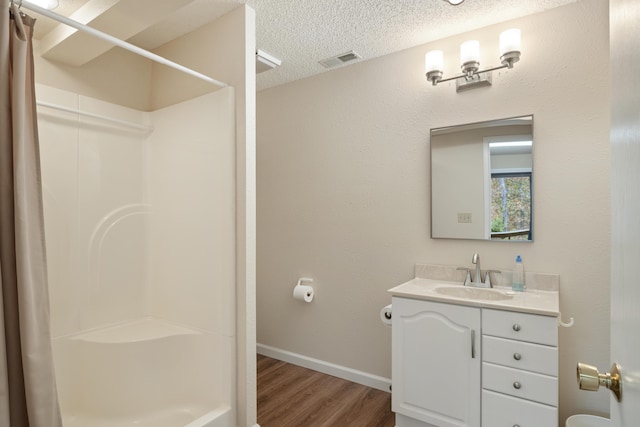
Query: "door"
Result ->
[[610, 0, 640, 424], [392, 297, 480, 427]]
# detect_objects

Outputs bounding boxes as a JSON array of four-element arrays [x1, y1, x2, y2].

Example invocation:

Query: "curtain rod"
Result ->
[[36, 100, 153, 131], [19, 1, 229, 89]]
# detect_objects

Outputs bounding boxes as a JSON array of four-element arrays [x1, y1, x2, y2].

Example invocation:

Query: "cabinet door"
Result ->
[[392, 297, 481, 427]]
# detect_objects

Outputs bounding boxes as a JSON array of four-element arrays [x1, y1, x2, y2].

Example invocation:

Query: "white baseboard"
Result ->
[[257, 343, 391, 393]]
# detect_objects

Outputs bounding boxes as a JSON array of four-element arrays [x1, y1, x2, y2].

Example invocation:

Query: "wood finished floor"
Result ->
[[257, 354, 395, 427]]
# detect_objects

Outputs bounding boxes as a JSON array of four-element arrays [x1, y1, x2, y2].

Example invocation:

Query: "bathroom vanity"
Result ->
[[389, 264, 559, 427]]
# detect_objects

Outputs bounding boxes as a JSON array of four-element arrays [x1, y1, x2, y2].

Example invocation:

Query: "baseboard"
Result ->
[[257, 343, 391, 393]]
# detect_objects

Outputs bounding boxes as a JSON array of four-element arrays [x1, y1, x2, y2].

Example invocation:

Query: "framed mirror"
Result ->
[[430, 115, 533, 241]]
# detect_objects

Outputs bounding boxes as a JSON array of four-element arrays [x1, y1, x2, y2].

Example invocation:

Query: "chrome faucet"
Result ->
[[459, 253, 499, 288], [472, 253, 482, 285]]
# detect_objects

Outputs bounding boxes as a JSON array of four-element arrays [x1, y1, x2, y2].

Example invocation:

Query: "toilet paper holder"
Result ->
[[293, 278, 315, 303], [380, 304, 392, 327], [296, 277, 313, 288]]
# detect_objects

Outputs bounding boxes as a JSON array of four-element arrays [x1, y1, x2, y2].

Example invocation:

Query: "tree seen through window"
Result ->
[[490, 172, 531, 240]]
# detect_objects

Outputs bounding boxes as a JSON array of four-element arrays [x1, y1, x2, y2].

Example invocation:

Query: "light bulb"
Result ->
[[460, 40, 480, 64], [500, 29, 521, 55], [425, 50, 444, 73]]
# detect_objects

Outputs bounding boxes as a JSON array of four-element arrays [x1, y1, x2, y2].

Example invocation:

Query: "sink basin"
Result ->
[[434, 286, 515, 301]]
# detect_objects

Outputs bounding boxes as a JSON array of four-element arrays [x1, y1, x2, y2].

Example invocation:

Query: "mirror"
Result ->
[[430, 115, 533, 241]]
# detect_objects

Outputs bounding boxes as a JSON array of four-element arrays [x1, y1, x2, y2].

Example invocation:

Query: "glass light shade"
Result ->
[[500, 29, 521, 54], [447, 0, 465, 4], [425, 50, 444, 73], [24, 0, 59, 9], [460, 40, 480, 64]]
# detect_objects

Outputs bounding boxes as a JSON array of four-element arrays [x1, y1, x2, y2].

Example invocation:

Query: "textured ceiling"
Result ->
[[29, 0, 579, 91]]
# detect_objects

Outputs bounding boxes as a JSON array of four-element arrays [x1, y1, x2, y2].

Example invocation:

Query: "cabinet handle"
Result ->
[[471, 329, 476, 359], [512, 323, 521, 332], [513, 381, 522, 390], [513, 353, 522, 361]]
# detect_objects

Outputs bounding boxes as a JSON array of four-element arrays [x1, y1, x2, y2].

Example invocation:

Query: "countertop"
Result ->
[[388, 277, 559, 317]]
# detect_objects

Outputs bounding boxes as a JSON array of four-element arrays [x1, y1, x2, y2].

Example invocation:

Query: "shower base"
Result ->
[[53, 318, 233, 427]]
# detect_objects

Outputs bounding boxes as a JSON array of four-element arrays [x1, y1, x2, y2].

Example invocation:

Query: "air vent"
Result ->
[[318, 50, 362, 68]]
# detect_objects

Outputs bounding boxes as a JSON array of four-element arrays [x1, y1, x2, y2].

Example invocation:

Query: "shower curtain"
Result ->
[[0, 1, 62, 426]]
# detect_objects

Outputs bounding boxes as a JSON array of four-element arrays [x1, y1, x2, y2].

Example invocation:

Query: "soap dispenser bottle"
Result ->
[[512, 255, 525, 292]]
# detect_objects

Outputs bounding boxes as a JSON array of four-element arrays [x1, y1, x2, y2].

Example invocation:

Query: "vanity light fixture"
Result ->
[[445, 0, 465, 5], [425, 28, 521, 92]]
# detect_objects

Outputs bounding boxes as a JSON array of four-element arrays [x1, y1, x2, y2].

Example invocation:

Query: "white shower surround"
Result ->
[[38, 84, 236, 427]]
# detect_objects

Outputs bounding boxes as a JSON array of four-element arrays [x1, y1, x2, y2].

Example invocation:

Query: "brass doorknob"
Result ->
[[576, 362, 622, 402]]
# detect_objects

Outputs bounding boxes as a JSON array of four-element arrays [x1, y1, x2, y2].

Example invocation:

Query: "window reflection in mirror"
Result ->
[[430, 115, 533, 242]]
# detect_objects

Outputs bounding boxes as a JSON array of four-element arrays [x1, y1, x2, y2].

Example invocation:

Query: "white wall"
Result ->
[[38, 84, 151, 338], [257, 0, 610, 423], [491, 153, 532, 171], [148, 89, 235, 337], [39, 84, 236, 335]]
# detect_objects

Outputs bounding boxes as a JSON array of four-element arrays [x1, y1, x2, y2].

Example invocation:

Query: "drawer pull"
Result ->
[[513, 381, 522, 390], [512, 323, 521, 332], [513, 353, 522, 361]]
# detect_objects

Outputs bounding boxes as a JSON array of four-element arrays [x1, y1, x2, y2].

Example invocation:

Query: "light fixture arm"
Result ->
[[428, 62, 512, 86]]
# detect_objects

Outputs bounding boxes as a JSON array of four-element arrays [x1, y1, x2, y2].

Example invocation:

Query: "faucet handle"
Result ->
[[457, 267, 472, 286], [484, 270, 501, 288]]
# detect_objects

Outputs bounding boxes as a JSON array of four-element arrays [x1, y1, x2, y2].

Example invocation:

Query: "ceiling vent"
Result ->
[[318, 50, 362, 68], [256, 49, 282, 73]]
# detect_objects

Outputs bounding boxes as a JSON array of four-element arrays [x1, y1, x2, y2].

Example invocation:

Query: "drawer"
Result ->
[[483, 362, 558, 406], [482, 389, 558, 427], [483, 335, 558, 376], [483, 309, 558, 345]]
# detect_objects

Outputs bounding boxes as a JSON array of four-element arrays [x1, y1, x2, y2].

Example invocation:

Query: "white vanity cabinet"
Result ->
[[392, 297, 481, 427], [481, 309, 559, 427], [391, 298, 559, 427]]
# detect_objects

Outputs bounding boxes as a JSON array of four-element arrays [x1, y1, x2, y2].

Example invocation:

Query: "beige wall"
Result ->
[[431, 131, 487, 239], [257, 0, 610, 423]]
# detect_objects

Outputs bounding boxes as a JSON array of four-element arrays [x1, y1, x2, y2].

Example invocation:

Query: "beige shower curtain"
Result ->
[[0, 1, 62, 426]]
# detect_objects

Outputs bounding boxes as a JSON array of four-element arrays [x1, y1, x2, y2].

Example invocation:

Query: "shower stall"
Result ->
[[29, 3, 256, 427], [39, 84, 234, 427]]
